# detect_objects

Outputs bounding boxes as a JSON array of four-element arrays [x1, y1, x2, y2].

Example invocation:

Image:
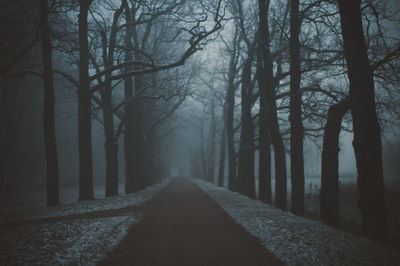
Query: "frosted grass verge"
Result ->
[[193, 179, 399, 266], [0, 179, 170, 265]]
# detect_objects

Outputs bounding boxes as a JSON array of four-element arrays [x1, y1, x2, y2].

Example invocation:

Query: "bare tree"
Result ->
[[40, 0, 60, 206], [289, 0, 305, 215], [257, 0, 288, 210], [78, 0, 94, 201], [235, 0, 257, 199], [336, 0, 388, 240]]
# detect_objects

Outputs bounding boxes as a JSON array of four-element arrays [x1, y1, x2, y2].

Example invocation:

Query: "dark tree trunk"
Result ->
[[103, 4, 124, 197], [257, 68, 272, 204], [226, 30, 240, 191], [257, 0, 272, 204], [78, 0, 94, 201], [103, 81, 118, 197], [103, 101, 118, 196], [271, 124, 287, 211], [257, 0, 287, 209], [237, 56, 255, 199], [40, 0, 59, 206], [0, 87, 18, 201], [123, 85, 135, 194], [190, 149, 201, 179], [104, 134, 118, 196], [226, 83, 237, 191], [133, 75, 145, 190], [200, 121, 207, 179], [338, 0, 388, 241], [144, 131, 156, 186], [217, 104, 227, 187], [289, 0, 305, 215], [124, 4, 136, 193], [206, 100, 216, 183], [320, 98, 349, 228]]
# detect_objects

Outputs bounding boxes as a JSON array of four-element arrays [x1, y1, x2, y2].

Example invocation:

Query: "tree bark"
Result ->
[[143, 134, 155, 187], [237, 55, 256, 199], [271, 124, 287, 211], [320, 98, 349, 228], [0, 86, 18, 201], [257, 0, 272, 204], [226, 30, 240, 191], [217, 103, 227, 187], [200, 120, 207, 179], [78, 0, 94, 201], [289, 0, 305, 215], [133, 75, 145, 190], [103, 4, 125, 197], [206, 100, 216, 183], [257, 0, 287, 209], [103, 76, 118, 197], [338, 0, 388, 241], [124, 3, 136, 193], [40, 0, 59, 206]]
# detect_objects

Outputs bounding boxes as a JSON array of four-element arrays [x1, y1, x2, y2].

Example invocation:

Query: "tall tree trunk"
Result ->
[[103, 90, 118, 196], [40, 0, 59, 206], [104, 104, 118, 196], [257, 60, 272, 204], [257, 0, 287, 209], [338, 0, 388, 241], [133, 75, 145, 190], [237, 56, 255, 199], [289, 0, 305, 215], [78, 0, 93, 201], [320, 98, 349, 228], [124, 3, 136, 193], [226, 86, 237, 190], [0, 87, 18, 201], [206, 100, 216, 183], [144, 131, 156, 186], [217, 104, 227, 187], [103, 79, 118, 197], [200, 120, 207, 179], [257, 0, 272, 204], [103, 4, 125, 197], [271, 124, 287, 211], [226, 30, 240, 191]]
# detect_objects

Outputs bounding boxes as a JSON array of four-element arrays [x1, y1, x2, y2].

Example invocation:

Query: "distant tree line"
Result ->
[[1, 0, 223, 203]]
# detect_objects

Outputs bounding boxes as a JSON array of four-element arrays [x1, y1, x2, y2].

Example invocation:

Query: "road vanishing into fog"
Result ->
[[98, 177, 284, 266]]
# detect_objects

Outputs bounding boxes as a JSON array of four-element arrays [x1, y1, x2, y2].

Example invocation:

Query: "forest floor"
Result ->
[[1, 177, 399, 265]]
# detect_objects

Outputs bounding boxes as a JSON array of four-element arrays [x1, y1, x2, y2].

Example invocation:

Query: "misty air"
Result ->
[[1, 0, 400, 265]]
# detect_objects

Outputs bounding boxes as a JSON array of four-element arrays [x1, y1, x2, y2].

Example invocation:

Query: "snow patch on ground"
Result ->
[[0, 215, 137, 265], [0, 179, 169, 265], [193, 179, 400, 266], [0, 179, 169, 222]]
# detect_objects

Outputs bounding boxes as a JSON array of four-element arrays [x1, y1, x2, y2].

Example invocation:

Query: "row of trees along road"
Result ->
[[1, 0, 400, 243], [187, 0, 400, 242], [1, 0, 224, 204]]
